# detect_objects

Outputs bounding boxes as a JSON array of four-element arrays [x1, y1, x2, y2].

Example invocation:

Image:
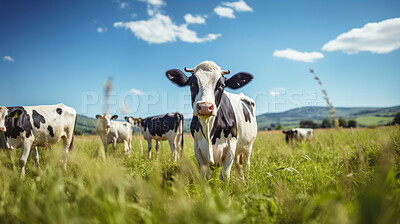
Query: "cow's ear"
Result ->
[[96, 115, 102, 119], [124, 116, 130, 122], [166, 69, 189, 87], [225, 72, 253, 89], [111, 115, 118, 120], [282, 130, 287, 133]]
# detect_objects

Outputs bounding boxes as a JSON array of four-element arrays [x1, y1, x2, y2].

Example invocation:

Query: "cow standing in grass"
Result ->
[[125, 112, 184, 162], [96, 114, 132, 155], [166, 61, 257, 180], [0, 104, 76, 176], [283, 128, 314, 144]]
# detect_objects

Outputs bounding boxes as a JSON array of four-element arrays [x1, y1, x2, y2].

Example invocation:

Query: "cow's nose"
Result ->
[[107, 125, 111, 129], [196, 102, 214, 115], [0, 127, 6, 132]]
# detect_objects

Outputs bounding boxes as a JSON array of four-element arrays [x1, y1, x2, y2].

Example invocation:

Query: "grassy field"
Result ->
[[0, 127, 399, 223]]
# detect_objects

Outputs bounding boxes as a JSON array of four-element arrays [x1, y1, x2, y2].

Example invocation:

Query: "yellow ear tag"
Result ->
[[13, 113, 18, 119], [138, 118, 141, 122]]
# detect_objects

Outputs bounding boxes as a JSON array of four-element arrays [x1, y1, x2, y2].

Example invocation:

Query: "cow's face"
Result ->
[[166, 61, 253, 117], [96, 113, 118, 134], [124, 117, 141, 127], [0, 107, 8, 133]]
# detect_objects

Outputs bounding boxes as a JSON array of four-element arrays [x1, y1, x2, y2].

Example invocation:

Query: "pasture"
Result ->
[[0, 127, 399, 223]]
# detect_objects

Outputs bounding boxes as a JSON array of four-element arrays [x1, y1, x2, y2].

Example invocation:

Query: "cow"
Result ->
[[166, 61, 257, 180], [0, 104, 76, 176], [96, 114, 133, 155], [283, 128, 314, 144], [125, 112, 184, 162]]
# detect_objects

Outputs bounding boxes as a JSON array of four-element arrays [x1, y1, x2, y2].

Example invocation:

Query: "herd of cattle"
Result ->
[[0, 61, 314, 179]]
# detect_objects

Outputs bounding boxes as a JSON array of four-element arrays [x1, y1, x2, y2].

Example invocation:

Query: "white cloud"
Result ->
[[3, 56, 15, 62], [322, 18, 400, 54], [120, 2, 128, 9], [139, 0, 164, 7], [184, 14, 206, 24], [270, 88, 286, 96], [130, 88, 145, 95], [273, 48, 324, 62], [97, 27, 105, 33], [222, 1, 253, 12], [114, 13, 221, 44], [214, 6, 235, 19]]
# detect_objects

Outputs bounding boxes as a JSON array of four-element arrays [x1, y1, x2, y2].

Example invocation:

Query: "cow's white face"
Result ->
[[190, 63, 224, 117], [96, 113, 118, 134], [166, 61, 253, 118], [0, 106, 8, 133]]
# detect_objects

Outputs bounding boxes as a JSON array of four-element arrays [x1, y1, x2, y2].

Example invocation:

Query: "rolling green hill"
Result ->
[[76, 105, 400, 134], [256, 105, 400, 130]]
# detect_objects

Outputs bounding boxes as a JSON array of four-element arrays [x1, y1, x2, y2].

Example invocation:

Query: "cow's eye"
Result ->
[[190, 83, 195, 88]]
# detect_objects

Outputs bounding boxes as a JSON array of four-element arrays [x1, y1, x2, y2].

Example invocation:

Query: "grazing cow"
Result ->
[[0, 104, 76, 176], [125, 112, 184, 162], [96, 114, 132, 155], [166, 61, 257, 180], [283, 128, 314, 144]]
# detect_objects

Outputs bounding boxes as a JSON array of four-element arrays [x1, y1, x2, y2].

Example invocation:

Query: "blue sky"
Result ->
[[1, 0, 399, 119]]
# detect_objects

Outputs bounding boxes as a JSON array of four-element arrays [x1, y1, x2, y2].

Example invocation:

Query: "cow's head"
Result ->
[[282, 130, 296, 143], [124, 117, 142, 127], [166, 61, 253, 118], [96, 113, 118, 134], [0, 107, 8, 133]]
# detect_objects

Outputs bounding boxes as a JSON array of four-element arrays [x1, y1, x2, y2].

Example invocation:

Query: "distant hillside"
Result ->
[[256, 105, 400, 130], [75, 115, 97, 135], [75, 105, 400, 134]]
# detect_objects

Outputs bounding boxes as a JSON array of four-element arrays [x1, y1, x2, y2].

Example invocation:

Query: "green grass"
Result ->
[[0, 127, 399, 223], [355, 116, 393, 126]]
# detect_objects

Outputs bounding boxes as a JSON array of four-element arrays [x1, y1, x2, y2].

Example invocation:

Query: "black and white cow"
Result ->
[[96, 114, 133, 155], [0, 104, 76, 176], [283, 128, 314, 144], [125, 112, 184, 162], [166, 61, 257, 180]]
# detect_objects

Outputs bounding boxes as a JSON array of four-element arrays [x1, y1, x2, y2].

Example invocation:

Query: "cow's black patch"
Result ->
[[210, 93, 237, 144], [241, 102, 251, 123], [4, 107, 32, 139], [47, 125, 55, 137], [214, 76, 226, 107], [32, 110, 46, 129], [190, 116, 205, 138], [140, 113, 184, 138], [241, 99, 254, 116], [189, 75, 199, 105], [56, 108, 62, 115]]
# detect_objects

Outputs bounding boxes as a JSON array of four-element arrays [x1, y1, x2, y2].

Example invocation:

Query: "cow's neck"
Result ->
[[197, 92, 238, 164]]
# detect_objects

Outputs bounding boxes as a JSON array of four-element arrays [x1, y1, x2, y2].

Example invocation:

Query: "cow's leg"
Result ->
[[147, 139, 152, 159], [62, 136, 73, 170], [194, 143, 209, 179], [20, 140, 33, 177], [31, 146, 40, 168], [123, 140, 130, 155], [128, 138, 132, 155], [155, 141, 160, 159], [112, 138, 117, 152], [167, 138, 177, 162], [220, 140, 237, 181]]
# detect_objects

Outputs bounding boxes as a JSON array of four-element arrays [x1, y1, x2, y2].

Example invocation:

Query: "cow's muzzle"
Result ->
[[196, 102, 214, 115], [0, 127, 6, 133]]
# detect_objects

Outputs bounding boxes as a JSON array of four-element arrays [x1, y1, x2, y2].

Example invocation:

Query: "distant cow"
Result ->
[[96, 114, 132, 155], [0, 104, 76, 176], [283, 128, 314, 143], [125, 112, 184, 162], [166, 61, 257, 180]]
